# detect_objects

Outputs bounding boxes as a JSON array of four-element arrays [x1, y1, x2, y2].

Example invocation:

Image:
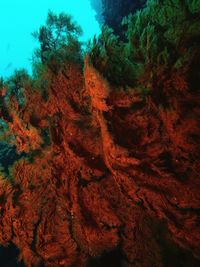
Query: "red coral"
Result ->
[[0, 61, 199, 267]]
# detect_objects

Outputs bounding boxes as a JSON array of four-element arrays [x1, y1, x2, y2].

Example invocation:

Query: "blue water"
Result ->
[[0, 0, 100, 78]]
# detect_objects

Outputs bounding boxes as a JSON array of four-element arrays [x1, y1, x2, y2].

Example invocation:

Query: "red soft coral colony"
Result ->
[[0, 1, 200, 267]]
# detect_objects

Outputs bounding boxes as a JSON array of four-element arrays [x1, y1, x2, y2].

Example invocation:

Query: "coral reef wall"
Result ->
[[0, 1, 200, 267], [0, 58, 199, 267]]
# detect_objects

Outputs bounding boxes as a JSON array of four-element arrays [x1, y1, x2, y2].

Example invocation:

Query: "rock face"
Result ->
[[89, 0, 104, 25], [91, 0, 146, 36], [0, 57, 199, 267]]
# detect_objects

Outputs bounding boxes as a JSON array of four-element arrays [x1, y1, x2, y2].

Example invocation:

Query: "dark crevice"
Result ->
[[87, 248, 122, 267], [0, 244, 25, 267]]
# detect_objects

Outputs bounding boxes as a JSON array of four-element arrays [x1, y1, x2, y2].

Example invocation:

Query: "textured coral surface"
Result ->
[[0, 56, 199, 267]]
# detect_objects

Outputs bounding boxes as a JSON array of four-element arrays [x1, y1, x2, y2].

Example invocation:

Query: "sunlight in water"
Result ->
[[0, 0, 100, 77]]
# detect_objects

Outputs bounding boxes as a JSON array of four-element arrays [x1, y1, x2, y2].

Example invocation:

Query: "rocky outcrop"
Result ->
[[90, 0, 146, 37], [89, 0, 104, 25]]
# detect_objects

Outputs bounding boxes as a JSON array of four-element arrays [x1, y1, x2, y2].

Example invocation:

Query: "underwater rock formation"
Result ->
[[89, 0, 104, 25], [94, 0, 146, 37]]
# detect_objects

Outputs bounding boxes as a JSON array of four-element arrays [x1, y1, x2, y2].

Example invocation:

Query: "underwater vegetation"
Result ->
[[0, 0, 200, 266]]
